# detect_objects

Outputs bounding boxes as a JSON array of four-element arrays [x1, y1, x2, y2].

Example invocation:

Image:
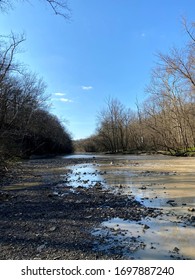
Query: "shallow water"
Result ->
[[64, 163, 106, 189], [93, 216, 195, 260], [66, 154, 195, 259]]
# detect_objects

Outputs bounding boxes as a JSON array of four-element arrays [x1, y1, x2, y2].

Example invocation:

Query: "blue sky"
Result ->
[[0, 0, 194, 139]]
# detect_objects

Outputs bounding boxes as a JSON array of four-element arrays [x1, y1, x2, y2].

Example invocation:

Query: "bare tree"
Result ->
[[0, 0, 71, 18], [140, 19, 195, 154], [97, 98, 122, 153], [97, 98, 137, 153], [0, 33, 25, 84], [0, 34, 73, 163], [157, 18, 195, 90], [182, 17, 195, 43]]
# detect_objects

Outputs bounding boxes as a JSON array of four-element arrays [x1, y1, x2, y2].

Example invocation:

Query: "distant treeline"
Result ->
[[75, 19, 195, 157], [0, 34, 73, 170]]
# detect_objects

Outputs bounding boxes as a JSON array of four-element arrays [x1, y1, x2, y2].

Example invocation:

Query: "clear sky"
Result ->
[[0, 0, 194, 139]]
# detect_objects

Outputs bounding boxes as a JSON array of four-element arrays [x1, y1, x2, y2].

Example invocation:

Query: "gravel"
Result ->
[[0, 156, 162, 260]]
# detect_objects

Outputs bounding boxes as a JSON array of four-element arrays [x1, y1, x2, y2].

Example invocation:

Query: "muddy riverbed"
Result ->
[[0, 154, 195, 259]]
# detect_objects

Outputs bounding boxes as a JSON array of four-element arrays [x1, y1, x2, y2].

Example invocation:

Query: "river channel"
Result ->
[[64, 154, 195, 259]]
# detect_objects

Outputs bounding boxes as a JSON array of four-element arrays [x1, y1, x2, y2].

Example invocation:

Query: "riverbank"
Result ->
[[0, 155, 194, 259], [0, 157, 159, 259]]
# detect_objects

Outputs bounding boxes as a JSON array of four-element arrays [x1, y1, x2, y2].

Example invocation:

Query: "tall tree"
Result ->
[[144, 19, 195, 154]]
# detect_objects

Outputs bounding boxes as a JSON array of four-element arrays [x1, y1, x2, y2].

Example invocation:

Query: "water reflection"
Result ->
[[65, 164, 106, 189], [66, 154, 195, 259], [93, 217, 195, 260]]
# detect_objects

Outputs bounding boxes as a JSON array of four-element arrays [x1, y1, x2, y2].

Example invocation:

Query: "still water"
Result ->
[[65, 154, 195, 259]]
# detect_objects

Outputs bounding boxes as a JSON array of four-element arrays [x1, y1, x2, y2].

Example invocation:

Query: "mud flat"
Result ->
[[0, 154, 194, 259]]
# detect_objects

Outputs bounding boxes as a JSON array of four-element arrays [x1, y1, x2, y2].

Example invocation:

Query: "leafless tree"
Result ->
[[0, 34, 73, 166], [96, 98, 140, 153], [144, 20, 195, 154], [0, 33, 25, 84], [0, 0, 71, 18], [157, 18, 195, 90]]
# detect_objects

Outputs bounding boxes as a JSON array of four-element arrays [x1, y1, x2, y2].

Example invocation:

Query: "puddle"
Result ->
[[64, 163, 107, 189], [106, 170, 195, 216], [64, 155, 195, 259], [92, 217, 195, 259]]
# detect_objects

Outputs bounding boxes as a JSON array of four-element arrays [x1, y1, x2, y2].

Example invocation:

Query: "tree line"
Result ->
[[76, 19, 195, 156], [0, 33, 73, 175], [0, 0, 73, 175]]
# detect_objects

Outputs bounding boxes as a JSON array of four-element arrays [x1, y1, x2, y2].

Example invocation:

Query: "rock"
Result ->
[[143, 224, 150, 230], [170, 202, 177, 207], [188, 208, 195, 212], [83, 180, 89, 184], [85, 215, 92, 219], [37, 244, 46, 252], [47, 193, 54, 198], [0, 192, 10, 201], [49, 226, 57, 232], [173, 247, 180, 253], [94, 182, 102, 189], [166, 200, 177, 206], [190, 216, 195, 222], [166, 200, 175, 204]]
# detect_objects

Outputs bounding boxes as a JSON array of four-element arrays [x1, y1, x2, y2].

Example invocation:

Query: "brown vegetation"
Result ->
[[76, 20, 195, 156]]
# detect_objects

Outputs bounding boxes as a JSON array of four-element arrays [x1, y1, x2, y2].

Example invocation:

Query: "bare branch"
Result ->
[[45, 0, 71, 19], [0, 33, 25, 83], [0, 0, 71, 19], [182, 16, 195, 43]]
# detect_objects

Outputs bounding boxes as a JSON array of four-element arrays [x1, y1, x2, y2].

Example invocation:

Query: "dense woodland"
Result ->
[[0, 33, 73, 175], [76, 19, 195, 156], [0, 0, 73, 175]]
